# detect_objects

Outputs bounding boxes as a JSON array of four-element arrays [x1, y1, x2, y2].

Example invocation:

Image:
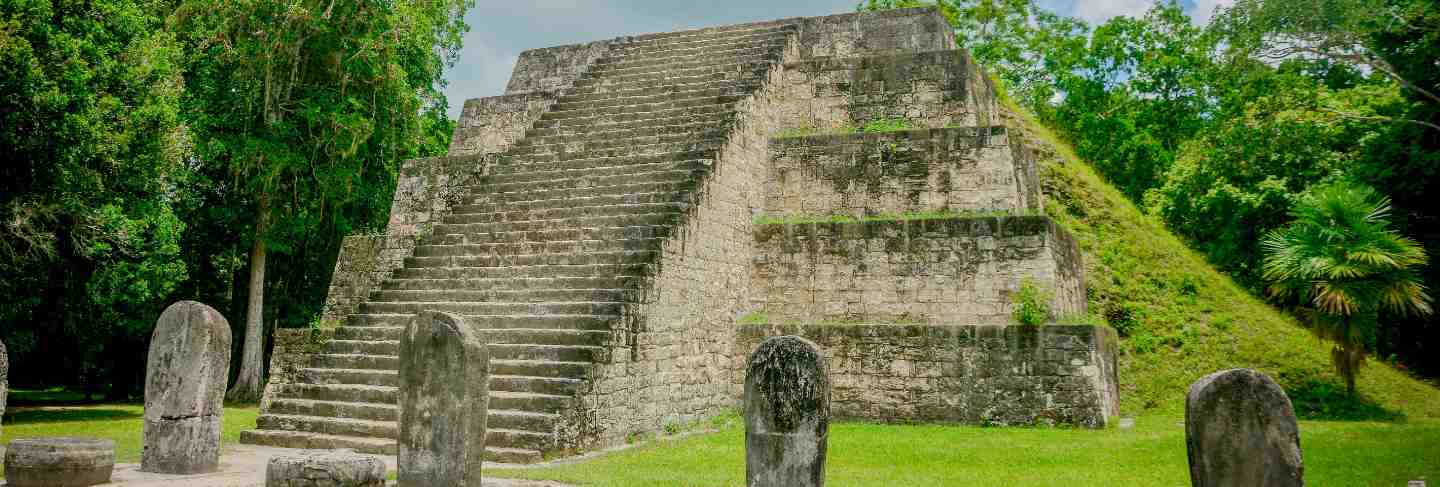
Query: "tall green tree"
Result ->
[[1261, 182, 1432, 394], [170, 0, 469, 401], [0, 0, 189, 397]]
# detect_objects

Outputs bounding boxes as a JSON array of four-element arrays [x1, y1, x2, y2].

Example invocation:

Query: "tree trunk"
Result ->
[[227, 194, 270, 403]]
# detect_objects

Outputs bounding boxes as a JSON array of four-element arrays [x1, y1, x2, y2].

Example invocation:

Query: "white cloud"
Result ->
[[1071, 0, 1156, 25]]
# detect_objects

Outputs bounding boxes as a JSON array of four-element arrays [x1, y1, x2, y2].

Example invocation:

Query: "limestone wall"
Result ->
[[505, 41, 614, 95], [750, 217, 1086, 325], [793, 7, 956, 59], [776, 50, 999, 131], [259, 328, 334, 410], [448, 93, 559, 157], [766, 127, 1040, 218], [735, 323, 1119, 427]]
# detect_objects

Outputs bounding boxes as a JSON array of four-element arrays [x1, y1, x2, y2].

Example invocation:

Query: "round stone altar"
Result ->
[[3, 437, 116, 487]]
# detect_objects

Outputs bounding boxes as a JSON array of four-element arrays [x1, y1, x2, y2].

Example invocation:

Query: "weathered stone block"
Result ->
[[4, 438, 115, 487], [1186, 369, 1304, 487], [266, 450, 387, 487], [745, 336, 830, 487], [398, 311, 488, 487], [142, 301, 231, 474]]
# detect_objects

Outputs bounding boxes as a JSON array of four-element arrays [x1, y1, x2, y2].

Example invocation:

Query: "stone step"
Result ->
[[612, 24, 794, 54], [430, 215, 683, 240], [359, 301, 625, 317], [370, 287, 629, 306], [592, 40, 786, 73], [485, 446, 543, 465], [401, 250, 661, 270], [441, 203, 692, 225], [272, 383, 397, 404], [348, 313, 618, 331], [325, 340, 399, 356], [311, 352, 399, 370], [297, 367, 398, 387], [571, 60, 773, 89], [531, 101, 735, 129], [490, 390, 573, 412], [256, 413, 397, 440], [489, 409, 560, 432], [490, 375, 587, 396], [266, 398, 398, 422], [497, 138, 723, 165], [240, 430, 395, 456], [459, 168, 703, 196], [391, 262, 654, 280], [482, 158, 709, 190], [549, 82, 761, 113], [379, 276, 639, 292], [489, 343, 605, 363], [506, 131, 729, 160], [490, 359, 593, 379], [565, 68, 763, 98], [412, 238, 665, 258], [451, 191, 687, 215], [520, 114, 739, 146], [591, 50, 779, 80], [488, 428, 555, 453], [536, 92, 746, 123], [464, 182, 697, 207]]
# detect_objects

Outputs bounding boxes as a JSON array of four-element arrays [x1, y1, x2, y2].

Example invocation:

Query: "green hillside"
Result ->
[[1002, 99, 1440, 420]]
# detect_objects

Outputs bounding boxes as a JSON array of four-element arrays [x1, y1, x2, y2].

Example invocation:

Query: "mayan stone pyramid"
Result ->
[[242, 7, 1118, 464]]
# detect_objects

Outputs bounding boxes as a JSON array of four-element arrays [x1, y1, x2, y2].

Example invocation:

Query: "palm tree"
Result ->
[[1261, 182, 1432, 395]]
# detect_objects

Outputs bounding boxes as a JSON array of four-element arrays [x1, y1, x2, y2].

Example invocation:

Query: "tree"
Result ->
[[171, 0, 470, 401], [0, 0, 189, 398], [1261, 182, 1432, 394]]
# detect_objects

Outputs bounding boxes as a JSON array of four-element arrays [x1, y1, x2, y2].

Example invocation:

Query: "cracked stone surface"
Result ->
[[1186, 369, 1304, 487], [4, 437, 116, 487], [142, 301, 232, 474], [745, 335, 830, 487]]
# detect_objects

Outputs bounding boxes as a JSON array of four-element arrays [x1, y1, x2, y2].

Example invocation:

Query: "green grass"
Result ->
[[996, 88, 1440, 419], [489, 416, 1440, 486], [0, 393, 260, 477]]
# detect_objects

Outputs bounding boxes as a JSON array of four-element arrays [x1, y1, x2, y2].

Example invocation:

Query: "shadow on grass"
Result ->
[[4, 407, 142, 424], [1287, 379, 1405, 422]]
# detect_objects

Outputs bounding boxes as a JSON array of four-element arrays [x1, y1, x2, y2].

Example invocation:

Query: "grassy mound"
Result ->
[[1000, 99, 1440, 419]]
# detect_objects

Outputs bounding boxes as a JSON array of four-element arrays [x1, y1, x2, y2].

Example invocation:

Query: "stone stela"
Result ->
[[142, 301, 232, 474], [1186, 368, 1304, 487], [242, 6, 1117, 463], [745, 336, 830, 487], [398, 311, 489, 487]]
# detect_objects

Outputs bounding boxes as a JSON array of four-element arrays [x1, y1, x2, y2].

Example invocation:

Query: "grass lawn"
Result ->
[[0, 390, 259, 478], [489, 415, 1440, 486]]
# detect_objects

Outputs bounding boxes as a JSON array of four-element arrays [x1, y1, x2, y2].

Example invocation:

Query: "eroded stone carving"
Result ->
[[745, 335, 830, 487], [398, 311, 488, 487], [142, 300, 231, 474], [1186, 368, 1304, 487], [1, 337, 8, 438], [267, 450, 387, 487]]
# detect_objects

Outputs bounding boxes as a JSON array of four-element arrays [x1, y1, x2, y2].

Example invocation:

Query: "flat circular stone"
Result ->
[[4, 437, 116, 487], [266, 449, 387, 487]]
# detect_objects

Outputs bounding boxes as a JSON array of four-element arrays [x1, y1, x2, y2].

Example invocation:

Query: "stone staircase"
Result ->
[[240, 20, 798, 464]]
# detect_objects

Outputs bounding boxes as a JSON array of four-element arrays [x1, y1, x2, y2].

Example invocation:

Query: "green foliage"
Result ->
[[1012, 278, 1051, 326], [859, 118, 914, 133], [1261, 182, 1432, 393], [736, 312, 770, 325], [0, 0, 189, 396]]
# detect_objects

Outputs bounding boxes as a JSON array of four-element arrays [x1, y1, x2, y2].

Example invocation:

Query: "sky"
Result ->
[[440, 0, 1231, 118]]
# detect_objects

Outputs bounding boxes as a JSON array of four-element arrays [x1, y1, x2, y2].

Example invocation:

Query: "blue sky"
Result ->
[[439, 0, 1231, 118]]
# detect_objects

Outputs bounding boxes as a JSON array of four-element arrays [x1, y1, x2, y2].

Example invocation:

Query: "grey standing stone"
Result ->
[[1186, 368, 1304, 487], [745, 335, 830, 487], [4, 437, 116, 487], [266, 450, 387, 487], [398, 311, 488, 487], [142, 300, 232, 474]]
